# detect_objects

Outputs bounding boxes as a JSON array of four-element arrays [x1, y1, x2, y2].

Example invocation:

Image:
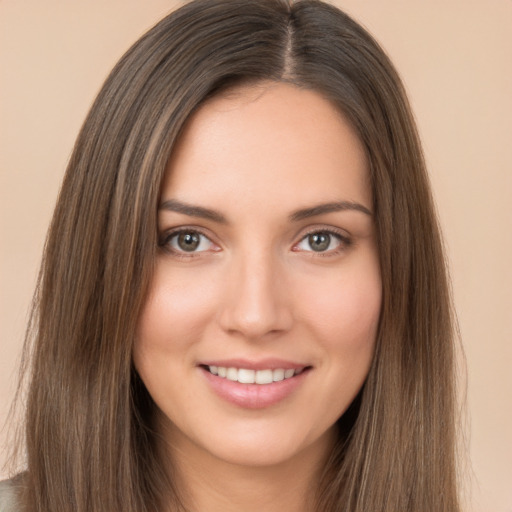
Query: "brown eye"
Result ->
[[308, 233, 331, 252], [164, 230, 215, 254], [177, 232, 200, 252], [294, 230, 350, 254]]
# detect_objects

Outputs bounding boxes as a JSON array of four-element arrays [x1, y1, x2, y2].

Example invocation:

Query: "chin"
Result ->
[[168, 416, 338, 470]]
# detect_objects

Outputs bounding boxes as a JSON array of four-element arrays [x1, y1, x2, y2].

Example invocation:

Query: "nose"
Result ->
[[217, 250, 293, 340]]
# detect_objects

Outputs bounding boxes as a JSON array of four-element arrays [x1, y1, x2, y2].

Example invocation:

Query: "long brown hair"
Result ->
[[10, 0, 460, 510]]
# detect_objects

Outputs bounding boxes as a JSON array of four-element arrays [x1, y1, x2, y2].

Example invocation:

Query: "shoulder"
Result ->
[[0, 478, 19, 512]]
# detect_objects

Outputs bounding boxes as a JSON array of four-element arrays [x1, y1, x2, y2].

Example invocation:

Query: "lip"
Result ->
[[198, 359, 311, 409]]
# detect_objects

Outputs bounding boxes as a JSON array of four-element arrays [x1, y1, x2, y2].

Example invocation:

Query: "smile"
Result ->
[[206, 366, 305, 384], [199, 362, 312, 409]]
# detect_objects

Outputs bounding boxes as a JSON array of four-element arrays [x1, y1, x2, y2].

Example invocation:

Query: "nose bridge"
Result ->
[[218, 244, 292, 339]]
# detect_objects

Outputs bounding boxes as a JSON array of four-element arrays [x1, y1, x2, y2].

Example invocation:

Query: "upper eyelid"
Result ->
[[294, 224, 351, 242], [158, 225, 352, 250], [159, 226, 216, 243], [293, 229, 350, 247]]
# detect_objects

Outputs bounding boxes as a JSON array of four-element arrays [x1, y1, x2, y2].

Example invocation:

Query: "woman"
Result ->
[[1, 0, 460, 510]]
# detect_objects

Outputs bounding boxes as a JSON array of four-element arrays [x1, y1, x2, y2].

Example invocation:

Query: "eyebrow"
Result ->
[[289, 201, 372, 221], [159, 199, 228, 223], [158, 198, 372, 224]]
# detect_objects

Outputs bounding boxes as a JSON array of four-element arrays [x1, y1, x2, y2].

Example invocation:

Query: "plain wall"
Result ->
[[1, 1, 511, 511]]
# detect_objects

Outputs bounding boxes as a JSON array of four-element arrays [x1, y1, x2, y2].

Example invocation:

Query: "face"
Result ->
[[134, 83, 381, 469]]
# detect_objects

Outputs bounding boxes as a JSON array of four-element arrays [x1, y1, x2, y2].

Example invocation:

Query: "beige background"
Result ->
[[1, 1, 511, 511]]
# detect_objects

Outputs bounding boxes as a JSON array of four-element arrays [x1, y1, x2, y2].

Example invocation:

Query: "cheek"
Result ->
[[283, 261, 381, 429], [135, 264, 219, 355], [133, 267, 220, 410], [298, 263, 382, 350]]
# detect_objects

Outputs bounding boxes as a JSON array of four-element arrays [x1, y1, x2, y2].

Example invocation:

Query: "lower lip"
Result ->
[[200, 367, 310, 409]]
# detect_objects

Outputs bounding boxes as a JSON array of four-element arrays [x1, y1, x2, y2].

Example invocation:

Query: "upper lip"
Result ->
[[198, 358, 310, 371]]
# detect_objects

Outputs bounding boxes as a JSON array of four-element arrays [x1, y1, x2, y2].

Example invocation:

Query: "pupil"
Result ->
[[309, 233, 330, 252], [178, 232, 200, 251]]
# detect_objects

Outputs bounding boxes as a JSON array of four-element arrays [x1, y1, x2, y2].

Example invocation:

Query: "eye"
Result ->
[[163, 230, 216, 254], [294, 230, 349, 253]]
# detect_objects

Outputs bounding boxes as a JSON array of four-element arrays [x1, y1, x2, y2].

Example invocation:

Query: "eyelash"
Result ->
[[293, 228, 352, 257], [159, 227, 218, 259], [158, 227, 352, 259]]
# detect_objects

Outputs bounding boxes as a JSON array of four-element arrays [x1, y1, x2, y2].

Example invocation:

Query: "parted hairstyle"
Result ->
[[8, 0, 460, 510]]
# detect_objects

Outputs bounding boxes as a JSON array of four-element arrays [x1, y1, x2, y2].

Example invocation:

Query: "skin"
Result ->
[[134, 82, 382, 512]]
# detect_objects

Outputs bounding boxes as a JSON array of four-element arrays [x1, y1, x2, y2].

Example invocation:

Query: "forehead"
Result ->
[[163, 82, 371, 212]]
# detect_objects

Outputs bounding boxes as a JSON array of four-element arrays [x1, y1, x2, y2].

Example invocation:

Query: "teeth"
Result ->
[[284, 369, 295, 379], [226, 367, 238, 381], [207, 366, 303, 384], [273, 368, 285, 381], [255, 369, 273, 384], [238, 368, 255, 384]]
